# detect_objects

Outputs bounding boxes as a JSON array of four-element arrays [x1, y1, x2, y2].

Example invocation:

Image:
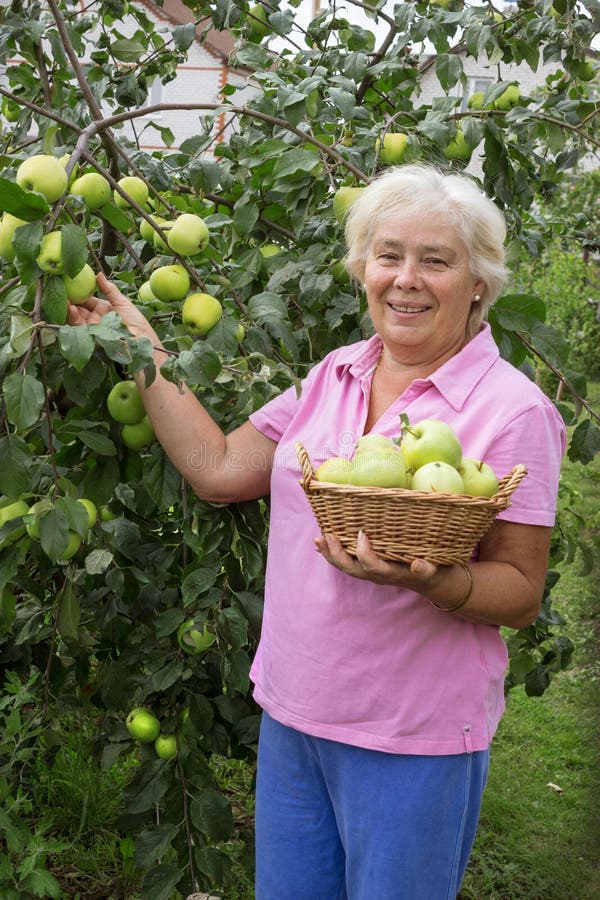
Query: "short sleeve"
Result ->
[[248, 384, 301, 443], [486, 400, 566, 526]]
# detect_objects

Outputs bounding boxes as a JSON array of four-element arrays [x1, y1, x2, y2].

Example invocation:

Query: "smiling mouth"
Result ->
[[388, 303, 430, 313]]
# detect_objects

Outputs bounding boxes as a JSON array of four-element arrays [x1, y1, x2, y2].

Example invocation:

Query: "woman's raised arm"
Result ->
[[68, 273, 276, 503]]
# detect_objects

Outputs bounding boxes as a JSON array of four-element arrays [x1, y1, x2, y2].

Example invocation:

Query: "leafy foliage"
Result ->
[[0, 0, 598, 894]]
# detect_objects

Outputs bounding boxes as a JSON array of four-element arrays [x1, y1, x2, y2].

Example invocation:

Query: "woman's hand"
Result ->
[[314, 530, 439, 590], [67, 271, 159, 345]]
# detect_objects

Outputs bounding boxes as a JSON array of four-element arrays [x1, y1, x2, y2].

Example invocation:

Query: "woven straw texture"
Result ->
[[296, 442, 528, 565]]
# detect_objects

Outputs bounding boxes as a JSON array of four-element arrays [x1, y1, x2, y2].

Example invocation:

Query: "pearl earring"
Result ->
[[473, 294, 481, 302]]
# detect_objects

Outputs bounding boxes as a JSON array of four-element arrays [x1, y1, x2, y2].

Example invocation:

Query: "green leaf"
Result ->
[[58, 325, 95, 371], [134, 825, 178, 869], [60, 223, 89, 278], [140, 864, 183, 900], [56, 583, 80, 640], [144, 446, 181, 510], [123, 759, 170, 814], [492, 293, 547, 331], [568, 419, 600, 465], [85, 548, 114, 574], [182, 567, 218, 605], [2, 372, 45, 432], [78, 430, 117, 456], [41, 275, 68, 325], [190, 789, 234, 842], [172, 22, 196, 50], [12, 219, 44, 262], [0, 435, 32, 496], [0, 176, 50, 219], [435, 53, 464, 90], [248, 292, 287, 325], [20, 869, 62, 899], [40, 508, 70, 562], [111, 38, 147, 62], [150, 658, 183, 692]]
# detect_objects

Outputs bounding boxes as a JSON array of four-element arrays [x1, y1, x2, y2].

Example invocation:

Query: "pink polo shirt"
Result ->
[[248, 324, 565, 755]]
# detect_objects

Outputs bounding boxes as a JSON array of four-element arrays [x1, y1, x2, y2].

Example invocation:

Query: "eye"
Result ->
[[425, 257, 448, 267]]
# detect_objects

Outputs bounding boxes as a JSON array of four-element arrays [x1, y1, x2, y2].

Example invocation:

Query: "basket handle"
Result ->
[[495, 464, 528, 505], [295, 441, 315, 490]]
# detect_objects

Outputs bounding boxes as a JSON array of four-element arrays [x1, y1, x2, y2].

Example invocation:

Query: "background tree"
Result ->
[[0, 0, 599, 896]]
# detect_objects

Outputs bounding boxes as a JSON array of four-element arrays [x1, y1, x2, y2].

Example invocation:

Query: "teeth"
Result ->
[[390, 304, 428, 313]]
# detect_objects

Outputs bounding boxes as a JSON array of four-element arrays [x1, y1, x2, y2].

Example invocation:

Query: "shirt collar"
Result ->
[[334, 323, 499, 411]]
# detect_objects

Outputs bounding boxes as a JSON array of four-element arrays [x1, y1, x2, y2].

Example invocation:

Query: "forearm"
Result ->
[[424, 560, 541, 629]]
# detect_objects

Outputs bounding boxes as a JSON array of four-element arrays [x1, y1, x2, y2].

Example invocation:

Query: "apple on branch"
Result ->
[[149, 264, 191, 302], [167, 213, 210, 256], [64, 264, 97, 304], [177, 620, 216, 655], [0, 213, 27, 261], [107, 380, 145, 425], [181, 292, 223, 336], [36, 231, 65, 274], [126, 707, 161, 742], [333, 186, 364, 224], [70, 172, 111, 210], [16, 153, 68, 202], [114, 175, 149, 210], [376, 132, 408, 165]]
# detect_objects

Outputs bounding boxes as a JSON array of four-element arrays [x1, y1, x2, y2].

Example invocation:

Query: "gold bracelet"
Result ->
[[430, 562, 474, 613]]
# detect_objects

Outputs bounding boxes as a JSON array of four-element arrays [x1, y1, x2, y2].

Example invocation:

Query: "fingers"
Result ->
[[314, 529, 439, 588]]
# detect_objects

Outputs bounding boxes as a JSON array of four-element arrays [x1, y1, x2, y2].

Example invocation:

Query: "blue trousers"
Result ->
[[255, 712, 489, 900]]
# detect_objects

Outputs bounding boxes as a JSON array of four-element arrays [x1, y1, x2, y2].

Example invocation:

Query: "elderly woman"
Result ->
[[68, 164, 565, 900]]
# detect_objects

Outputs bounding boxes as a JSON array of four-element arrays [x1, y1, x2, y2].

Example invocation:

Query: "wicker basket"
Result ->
[[295, 442, 528, 565]]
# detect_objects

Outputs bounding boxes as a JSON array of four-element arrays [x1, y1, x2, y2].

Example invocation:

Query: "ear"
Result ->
[[472, 278, 486, 301]]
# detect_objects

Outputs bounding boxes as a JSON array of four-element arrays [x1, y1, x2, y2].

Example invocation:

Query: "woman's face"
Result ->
[[363, 216, 485, 367]]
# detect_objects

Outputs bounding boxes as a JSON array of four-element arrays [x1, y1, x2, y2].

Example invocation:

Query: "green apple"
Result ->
[[315, 456, 353, 484], [139, 215, 169, 245], [59, 531, 82, 561], [457, 458, 499, 497], [149, 264, 191, 302], [107, 380, 145, 425], [442, 128, 472, 161], [332, 187, 364, 224], [347, 449, 408, 488], [78, 498, 98, 528], [36, 231, 65, 274], [70, 172, 111, 210], [410, 461, 465, 494], [494, 84, 521, 110], [331, 260, 350, 285], [467, 92, 484, 110], [64, 264, 96, 304], [99, 505, 119, 522], [177, 619, 216, 654], [126, 707, 161, 743], [0, 499, 29, 548], [235, 323, 246, 343], [167, 213, 210, 256], [429, 0, 452, 7], [138, 280, 158, 303], [1, 97, 20, 122], [121, 415, 155, 451], [181, 292, 223, 336], [259, 243, 282, 258], [0, 213, 26, 261], [247, 3, 270, 40], [155, 734, 178, 760], [400, 418, 463, 471], [353, 434, 398, 455], [377, 132, 408, 165], [114, 175, 149, 210], [25, 499, 51, 540], [16, 154, 68, 202], [573, 59, 595, 82]]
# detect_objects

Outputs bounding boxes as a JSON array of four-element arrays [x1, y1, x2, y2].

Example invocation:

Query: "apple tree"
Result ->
[[0, 0, 599, 895]]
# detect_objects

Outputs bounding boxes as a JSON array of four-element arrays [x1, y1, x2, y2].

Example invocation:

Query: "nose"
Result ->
[[393, 257, 422, 290]]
